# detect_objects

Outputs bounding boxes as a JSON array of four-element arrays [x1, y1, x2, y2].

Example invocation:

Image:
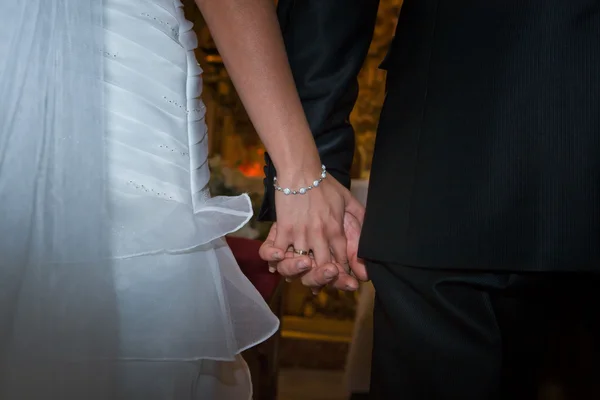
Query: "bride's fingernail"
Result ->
[[346, 283, 358, 291], [324, 270, 336, 279], [297, 261, 309, 271], [273, 252, 282, 260], [268, 266, 276, 273]]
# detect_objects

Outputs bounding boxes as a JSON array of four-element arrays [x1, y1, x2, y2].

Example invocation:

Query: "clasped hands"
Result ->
[[259, 177, 367, 292]]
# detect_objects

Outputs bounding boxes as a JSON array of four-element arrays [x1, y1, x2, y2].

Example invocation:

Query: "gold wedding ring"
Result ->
[[294, 249, 309, 256]]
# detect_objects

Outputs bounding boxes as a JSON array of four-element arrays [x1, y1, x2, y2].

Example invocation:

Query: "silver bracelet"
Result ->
[[274, 164, 327, 195]]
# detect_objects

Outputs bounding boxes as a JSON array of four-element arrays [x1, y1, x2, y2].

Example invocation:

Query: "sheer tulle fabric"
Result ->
[[0, 1, 117, 398], [0, 0, 278, 398]]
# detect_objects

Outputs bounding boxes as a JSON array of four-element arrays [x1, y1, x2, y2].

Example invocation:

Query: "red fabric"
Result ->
[[226, 236, 281, 301]]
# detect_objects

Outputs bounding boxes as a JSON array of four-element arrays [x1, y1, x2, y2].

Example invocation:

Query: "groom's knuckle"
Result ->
[[281, 259, 295, 272]]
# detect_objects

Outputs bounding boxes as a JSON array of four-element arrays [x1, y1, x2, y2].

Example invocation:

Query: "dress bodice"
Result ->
[[103, 0, 252, 257], [104, 0, 207, 207]]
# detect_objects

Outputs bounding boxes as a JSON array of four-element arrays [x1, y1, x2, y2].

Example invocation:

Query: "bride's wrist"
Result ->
[[272, 148, 321, 178], [273, 159, 326, 194]]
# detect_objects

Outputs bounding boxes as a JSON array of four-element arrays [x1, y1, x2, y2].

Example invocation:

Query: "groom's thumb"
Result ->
[[344, 192, 365, 225], [350, 258, 368, 282]]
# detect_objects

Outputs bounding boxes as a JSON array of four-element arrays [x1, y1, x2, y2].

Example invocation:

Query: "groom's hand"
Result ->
[[259, 198, 367, 292]]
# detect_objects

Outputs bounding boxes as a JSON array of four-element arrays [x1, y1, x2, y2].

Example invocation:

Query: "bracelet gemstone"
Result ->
[[273, 164, 327, 195]]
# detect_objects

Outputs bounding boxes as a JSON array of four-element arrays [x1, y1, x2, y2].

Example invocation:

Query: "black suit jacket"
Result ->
[[264, 0, 600, 272]]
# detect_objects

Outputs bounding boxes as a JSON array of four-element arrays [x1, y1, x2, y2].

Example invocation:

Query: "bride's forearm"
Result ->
[[195, 0, 322, 181]]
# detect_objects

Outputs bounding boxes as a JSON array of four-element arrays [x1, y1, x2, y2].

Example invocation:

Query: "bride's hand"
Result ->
[[273, 170, 353, 267], [260, 206, 367, 292]]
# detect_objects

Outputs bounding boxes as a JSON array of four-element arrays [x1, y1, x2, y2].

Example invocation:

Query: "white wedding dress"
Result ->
[[0, 0, 278, 399], [104, 0, 279, 398]]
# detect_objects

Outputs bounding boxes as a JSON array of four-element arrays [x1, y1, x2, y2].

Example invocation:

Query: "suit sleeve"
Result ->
[[259, 0, 380, 221]]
